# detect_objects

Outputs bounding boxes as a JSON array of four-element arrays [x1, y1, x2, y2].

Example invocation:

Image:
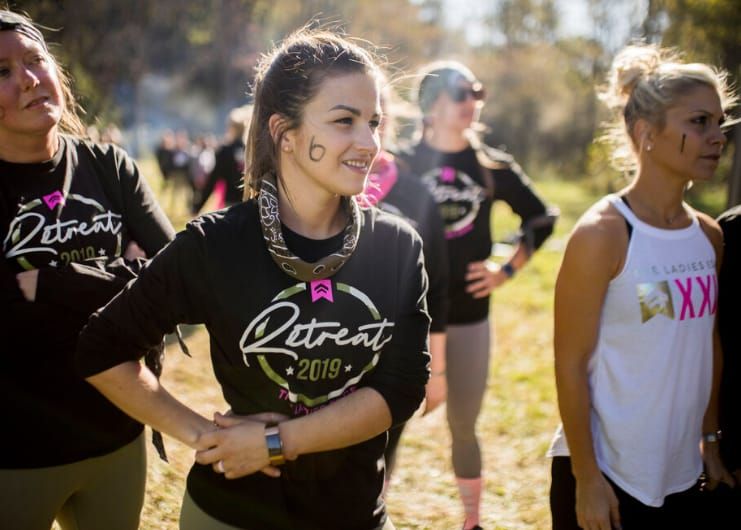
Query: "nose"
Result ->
[[356, 124, 380, 157], [18, 65, 41, 91], [710, 124, 727, 148]]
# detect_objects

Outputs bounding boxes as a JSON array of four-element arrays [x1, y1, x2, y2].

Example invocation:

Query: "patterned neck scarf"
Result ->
[[258, 172, 361, 281]]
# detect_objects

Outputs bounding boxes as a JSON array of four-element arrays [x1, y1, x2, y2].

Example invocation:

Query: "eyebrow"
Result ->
[[329, 104, 361, 116]]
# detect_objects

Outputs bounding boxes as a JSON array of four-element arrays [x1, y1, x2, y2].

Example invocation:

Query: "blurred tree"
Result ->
[[497, 0, 559, 46]]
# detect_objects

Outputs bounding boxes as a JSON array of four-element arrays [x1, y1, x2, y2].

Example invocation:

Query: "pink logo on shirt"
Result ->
[[440, 166, 456, 183], [42, 191, 65, 210], [310, 280, 334, 303], [674, 275, 717, 320]]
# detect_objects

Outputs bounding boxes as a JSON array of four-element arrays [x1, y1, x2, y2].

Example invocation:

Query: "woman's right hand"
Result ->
[[575, 474, 621, 530], [16, 270, 39, 302], [195, 411, 290, 479]]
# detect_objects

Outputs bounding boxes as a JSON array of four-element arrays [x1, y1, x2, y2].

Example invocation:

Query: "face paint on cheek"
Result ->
[[309, 136, 326, 162], [680, 133, 686, 153]]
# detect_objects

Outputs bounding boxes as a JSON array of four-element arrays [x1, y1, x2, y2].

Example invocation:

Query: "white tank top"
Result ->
[[548, 194, 717, 507]]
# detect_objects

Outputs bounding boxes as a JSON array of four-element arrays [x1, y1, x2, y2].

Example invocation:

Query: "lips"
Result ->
[[23, 96, 49, 109], [343, 159, 370, 172]]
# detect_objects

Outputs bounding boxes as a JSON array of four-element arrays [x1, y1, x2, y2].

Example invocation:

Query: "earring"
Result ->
[[646, 144, 653, 152]]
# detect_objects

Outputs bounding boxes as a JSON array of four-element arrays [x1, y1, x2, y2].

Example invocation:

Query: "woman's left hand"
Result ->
[[195, 411, 289, 480], [702, 441, 735, 490], [16, 270, 39, 302], [464, 260, 509, 299], [424, 373, 447, 414]]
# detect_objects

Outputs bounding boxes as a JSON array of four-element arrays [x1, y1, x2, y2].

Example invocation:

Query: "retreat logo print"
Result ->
[[421, 166, 485, 239], [3, 191, 123, 270], [239, 279, 395, 413]]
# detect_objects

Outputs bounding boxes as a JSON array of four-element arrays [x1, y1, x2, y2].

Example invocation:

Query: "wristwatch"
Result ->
[[501, 262, 516, 278], [702, 430, 722, 443], [265, 424, 286, 465]]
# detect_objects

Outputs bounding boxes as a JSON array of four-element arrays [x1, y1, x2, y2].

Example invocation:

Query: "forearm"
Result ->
[[556, 358, 601, 481], [86, 361, 214, 449], [279, 387, 392, 460], [504, 241, 531, 272], [429, 332, 446, 374]]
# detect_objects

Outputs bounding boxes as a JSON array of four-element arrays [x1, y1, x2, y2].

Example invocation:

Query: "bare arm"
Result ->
[[555, 206, 624, 530], [424, 331, 447, 413]]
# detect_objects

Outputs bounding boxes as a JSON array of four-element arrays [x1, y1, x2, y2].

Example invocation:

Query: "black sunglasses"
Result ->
[[448, 83, 486, 103]]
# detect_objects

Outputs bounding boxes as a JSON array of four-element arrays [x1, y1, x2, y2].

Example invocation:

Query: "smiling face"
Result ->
[[278, 71, 381, 200], [0, 31, 63, 142], [645, 84, 727, 183]]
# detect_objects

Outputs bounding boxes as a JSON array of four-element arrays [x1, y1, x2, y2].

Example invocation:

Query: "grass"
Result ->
[[85, 169, 725, 529]]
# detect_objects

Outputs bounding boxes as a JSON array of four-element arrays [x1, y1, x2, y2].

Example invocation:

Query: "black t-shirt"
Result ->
[[193, 139, 246, 212], [402, 141, 553, 324], [0, 135, 174, 467], [371, 165, 449, 333], [718, 205, 741, 471], [76, 200, 430, 529]]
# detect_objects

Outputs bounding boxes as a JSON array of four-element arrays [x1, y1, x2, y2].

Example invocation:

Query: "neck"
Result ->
[[626, 168, 689, 226], [424, 126, 469, 152], [0, 129, 59, 163], [277, 178, 346, 240]]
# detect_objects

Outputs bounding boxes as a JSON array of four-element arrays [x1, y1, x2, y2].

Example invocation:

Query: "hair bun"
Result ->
[[602, 44, 663, 109]]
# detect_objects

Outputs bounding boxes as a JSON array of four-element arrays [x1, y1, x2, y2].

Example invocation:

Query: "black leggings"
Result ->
[[550, 456, 718, 530]]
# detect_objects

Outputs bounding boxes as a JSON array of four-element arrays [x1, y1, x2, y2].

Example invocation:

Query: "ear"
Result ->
[[268, 113, 293, 153], [633, 118, 655, 152]]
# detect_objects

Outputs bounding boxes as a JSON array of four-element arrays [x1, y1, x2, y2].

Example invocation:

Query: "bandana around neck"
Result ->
[[258, 172, 361, 281]]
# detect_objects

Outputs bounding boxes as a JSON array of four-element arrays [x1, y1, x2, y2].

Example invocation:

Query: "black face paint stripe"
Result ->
[[309, 136, 325, 162], [680, 133, 686, 153]]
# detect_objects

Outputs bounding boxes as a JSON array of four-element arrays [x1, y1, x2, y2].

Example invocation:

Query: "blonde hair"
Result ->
[[599, 43, 738, 172]]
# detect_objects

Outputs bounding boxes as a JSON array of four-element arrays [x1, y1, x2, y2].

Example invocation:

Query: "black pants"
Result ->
[[550, 456, 738, 530]]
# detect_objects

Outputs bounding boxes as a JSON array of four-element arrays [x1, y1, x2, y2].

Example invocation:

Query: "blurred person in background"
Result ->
[[191, 105, 250, 215], [402, 60, 557, 530], [365, 74, 449, 494]]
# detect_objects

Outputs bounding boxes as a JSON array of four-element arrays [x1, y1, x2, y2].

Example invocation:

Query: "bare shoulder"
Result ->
[[563, 199, 628, 279], [694, 208, 723, 254]]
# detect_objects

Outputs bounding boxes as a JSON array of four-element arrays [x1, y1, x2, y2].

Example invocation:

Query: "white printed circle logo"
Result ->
[[239, 280, 395, 408], [421, 166, 485, 239], [3, 191, 123, 270]]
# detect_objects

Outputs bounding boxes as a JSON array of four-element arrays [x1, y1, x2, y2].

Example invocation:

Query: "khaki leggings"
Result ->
[[0, 433, 146, 530]]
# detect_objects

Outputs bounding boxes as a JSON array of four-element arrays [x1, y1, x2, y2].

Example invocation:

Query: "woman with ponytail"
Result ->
[[76, 28, 430, 530]]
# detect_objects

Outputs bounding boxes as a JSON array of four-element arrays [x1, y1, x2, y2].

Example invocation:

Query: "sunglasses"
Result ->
[[447, 83, 486, 103]]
